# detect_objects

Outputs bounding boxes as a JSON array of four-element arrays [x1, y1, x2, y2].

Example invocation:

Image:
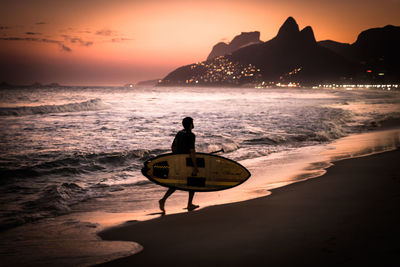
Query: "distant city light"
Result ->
[[159, 55, 397, 89], [315, 84, 399, 91]]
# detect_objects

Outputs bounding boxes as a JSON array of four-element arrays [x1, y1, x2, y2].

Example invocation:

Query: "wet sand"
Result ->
[[97, 149, 400, 266]]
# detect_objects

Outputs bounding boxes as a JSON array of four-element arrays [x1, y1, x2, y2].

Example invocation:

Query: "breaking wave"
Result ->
[[363, 115, 400, 130], [198, 139, 240, 154], [243, 121, 349, 145], [0, 182, 109, 231], [243, 107, 352, 146], [0, 179, 157, 231], [0, 98, 108, 116], [0, 148, 167, 181], [24, 183, 96, 213]]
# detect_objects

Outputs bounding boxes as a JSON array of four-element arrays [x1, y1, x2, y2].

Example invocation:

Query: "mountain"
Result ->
[[275, 16, 300, 41], [159, 17, 400, 87], [227, 17, 356, 84], [352, 25, 400, 82], [353, 25, 400, 61], [319, 25, 400, 82], [207, 31, 262, 61], [318, 40, 353, 60]]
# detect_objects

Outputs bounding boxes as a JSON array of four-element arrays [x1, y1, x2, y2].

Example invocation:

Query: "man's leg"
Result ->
[[159, 188, 175, 212], [187, 191, 199, 211]]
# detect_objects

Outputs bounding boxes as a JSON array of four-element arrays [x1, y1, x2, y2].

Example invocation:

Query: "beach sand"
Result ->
[[97, 149, 400, 267]]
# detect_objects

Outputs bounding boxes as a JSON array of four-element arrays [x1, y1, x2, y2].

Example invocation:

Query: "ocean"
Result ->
[[0, 86, 399, 266]]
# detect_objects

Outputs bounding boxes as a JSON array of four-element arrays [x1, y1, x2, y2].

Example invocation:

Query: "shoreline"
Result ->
[[97, 148, 400, 266], [81, 127, 400, 231]]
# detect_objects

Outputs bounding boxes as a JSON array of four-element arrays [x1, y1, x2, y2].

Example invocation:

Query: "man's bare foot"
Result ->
[[187, 204, 199, 211], [159, 199, 165, 212]]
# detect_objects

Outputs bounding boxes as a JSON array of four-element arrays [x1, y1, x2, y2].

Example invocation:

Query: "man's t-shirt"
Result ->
[[172, 130, 195, 154]]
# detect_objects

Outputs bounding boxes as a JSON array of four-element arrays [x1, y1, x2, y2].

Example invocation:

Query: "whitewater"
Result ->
[[0, 86, 399, 266]]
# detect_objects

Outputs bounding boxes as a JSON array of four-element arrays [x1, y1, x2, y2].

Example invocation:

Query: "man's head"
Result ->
[[182, 117, 194, 130]]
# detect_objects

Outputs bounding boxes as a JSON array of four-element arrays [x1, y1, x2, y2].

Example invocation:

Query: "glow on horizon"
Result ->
[[0, 0, 399, 85]]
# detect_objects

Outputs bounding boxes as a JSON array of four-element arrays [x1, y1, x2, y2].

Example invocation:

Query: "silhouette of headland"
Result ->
[[159, 17, 400, 87]]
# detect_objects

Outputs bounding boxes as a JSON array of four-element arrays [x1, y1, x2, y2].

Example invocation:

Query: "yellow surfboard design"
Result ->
[[141, 153, 251, 192]]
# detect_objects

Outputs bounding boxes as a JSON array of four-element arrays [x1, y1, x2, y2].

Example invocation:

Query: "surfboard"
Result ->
[[141, 153, 251, 192]]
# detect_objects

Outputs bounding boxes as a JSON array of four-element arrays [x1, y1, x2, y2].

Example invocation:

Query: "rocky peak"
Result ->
[[207, 31, 262, 60], [229, 31, 261, 50], [300, 26, 316, 45], [276, 17, 300, 40]]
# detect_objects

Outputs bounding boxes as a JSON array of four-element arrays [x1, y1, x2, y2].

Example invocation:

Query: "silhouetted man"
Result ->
[[159, 117, 199, 213]]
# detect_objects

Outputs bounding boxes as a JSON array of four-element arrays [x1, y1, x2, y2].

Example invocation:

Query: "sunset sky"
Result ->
[[1, 0, 399, 86]]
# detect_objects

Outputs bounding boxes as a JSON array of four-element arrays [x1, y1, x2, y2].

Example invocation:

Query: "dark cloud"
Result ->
[[0, 26, 11, 30], [95, 28, 134, 43], [61, 44, 72, 52], [62, 35, 93, 46], [26, 32, 42, 35], [36, 22, 47, 25], [69, 37, 93, 46], [96, 29, 116, 36], [0, 37, 72, 52], [111, 37, 134, 42]]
